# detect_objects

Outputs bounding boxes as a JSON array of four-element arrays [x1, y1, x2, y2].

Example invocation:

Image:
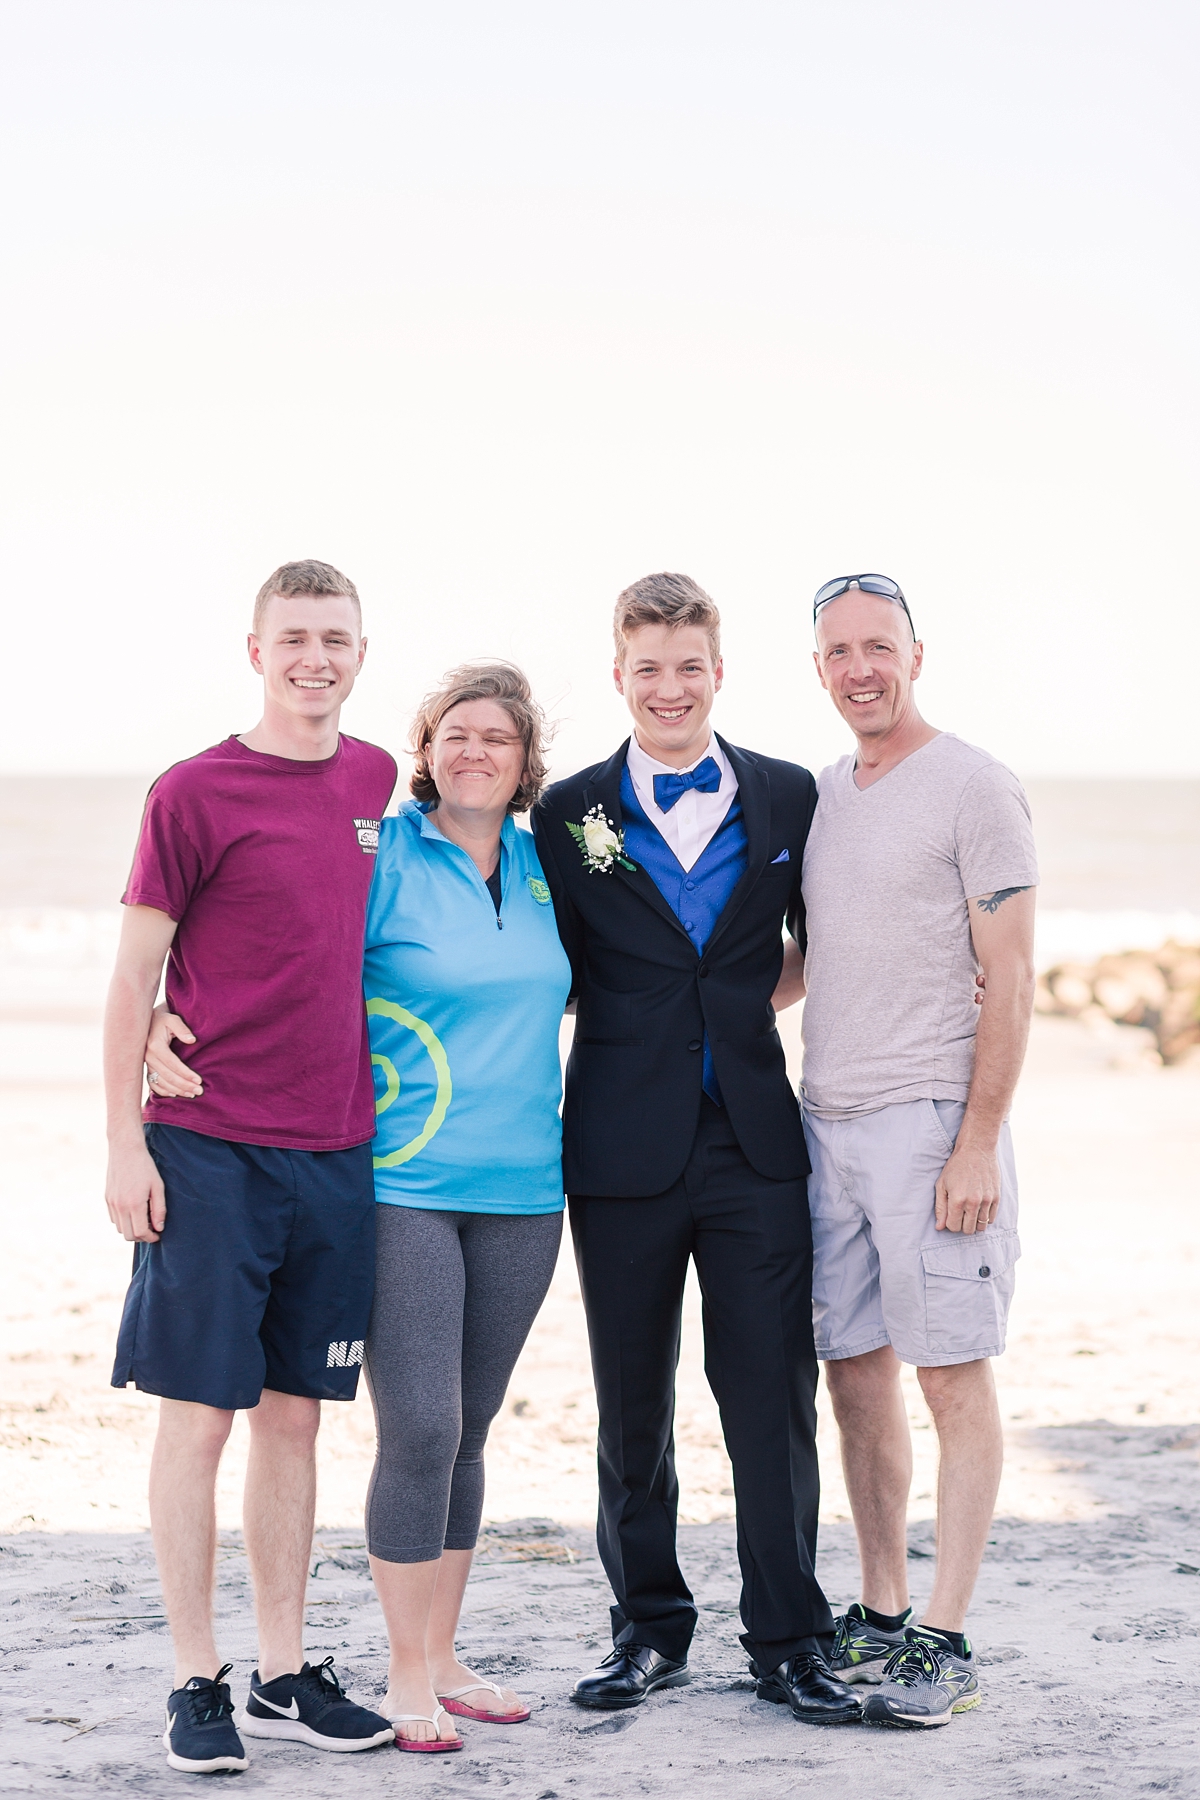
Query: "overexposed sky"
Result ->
[[1, 1, 1197, 778]]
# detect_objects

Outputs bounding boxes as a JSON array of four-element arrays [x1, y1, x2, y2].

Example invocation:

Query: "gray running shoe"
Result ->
[[862, 1628, 980, 1728], [829, 1603, 912, 1685]]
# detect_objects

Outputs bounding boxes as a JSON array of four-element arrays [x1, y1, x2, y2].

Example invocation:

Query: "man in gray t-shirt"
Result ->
[[801, 733, 1037, 1117], [777, 573, 1037, 1728]]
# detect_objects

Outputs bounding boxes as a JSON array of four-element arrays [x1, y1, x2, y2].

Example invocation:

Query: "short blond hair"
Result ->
[[410, 661, 550, 815], [253, 560, 361, 636], [613, 571, 721, 664]]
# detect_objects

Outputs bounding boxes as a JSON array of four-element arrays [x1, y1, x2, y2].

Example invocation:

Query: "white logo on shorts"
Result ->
[[327, 1339, 365, 1368]]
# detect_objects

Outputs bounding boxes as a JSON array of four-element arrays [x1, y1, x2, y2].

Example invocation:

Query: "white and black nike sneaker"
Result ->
[[163, 1664, 249, 1772], [241, 1657, 394, 1751]]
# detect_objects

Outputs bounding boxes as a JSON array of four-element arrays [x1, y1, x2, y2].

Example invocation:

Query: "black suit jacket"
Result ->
[[532, 735, 818, 1196]]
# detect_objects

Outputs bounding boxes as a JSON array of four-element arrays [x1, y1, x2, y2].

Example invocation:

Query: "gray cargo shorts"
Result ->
[[803, 1098, 1020, 1368]]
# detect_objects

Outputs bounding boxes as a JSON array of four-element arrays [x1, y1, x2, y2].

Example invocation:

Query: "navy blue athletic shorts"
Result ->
[[112, 1123, 376, 1411]]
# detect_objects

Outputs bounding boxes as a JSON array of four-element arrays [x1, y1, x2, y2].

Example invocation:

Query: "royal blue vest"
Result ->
[[619, 767, 749, 1102]]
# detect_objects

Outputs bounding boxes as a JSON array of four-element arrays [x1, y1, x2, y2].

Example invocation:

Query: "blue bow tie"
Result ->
[[653, 756, 721, 813]]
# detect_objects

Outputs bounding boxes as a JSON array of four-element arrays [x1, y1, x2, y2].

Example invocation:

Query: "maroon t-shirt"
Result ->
[[124, 734, 397, 1151]]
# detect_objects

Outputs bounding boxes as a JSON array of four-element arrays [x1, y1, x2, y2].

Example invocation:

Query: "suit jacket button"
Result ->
[[699, 967, 709, 978], [687, 1040, 702, 1052]]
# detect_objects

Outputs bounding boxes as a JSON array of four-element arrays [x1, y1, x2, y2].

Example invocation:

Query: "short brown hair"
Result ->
[[613, 571, 721, 664], [410, 661, 550, 815], [253, 560, 361, 635]]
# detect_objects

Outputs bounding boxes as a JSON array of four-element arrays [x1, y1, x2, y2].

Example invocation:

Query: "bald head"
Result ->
[[815, 582, 915, 647]]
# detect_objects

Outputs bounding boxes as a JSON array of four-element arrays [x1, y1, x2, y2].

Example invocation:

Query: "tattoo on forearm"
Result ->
[[976, 886, 1031, 914]]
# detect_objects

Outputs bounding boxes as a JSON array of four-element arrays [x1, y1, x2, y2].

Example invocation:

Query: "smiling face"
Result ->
[[248, 592, 366, 726], [613, 623, 723, 768], [813, 589, 923, 741], [427, 698, 527, 820]]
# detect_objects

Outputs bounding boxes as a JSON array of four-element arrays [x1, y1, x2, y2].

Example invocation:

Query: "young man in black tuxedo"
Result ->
[[532, 573, 860, 1726]]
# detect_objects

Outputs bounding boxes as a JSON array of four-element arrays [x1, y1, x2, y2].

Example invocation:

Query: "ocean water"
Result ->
[[1, 776, 1197, 1079]]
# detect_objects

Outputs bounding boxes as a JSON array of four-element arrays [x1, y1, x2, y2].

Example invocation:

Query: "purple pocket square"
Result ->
[[770, 848, 790, 863]]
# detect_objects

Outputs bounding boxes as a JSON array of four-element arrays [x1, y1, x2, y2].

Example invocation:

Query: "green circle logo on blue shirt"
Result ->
[[366, 997, 453, 1167], [527, 875, 551, 903]]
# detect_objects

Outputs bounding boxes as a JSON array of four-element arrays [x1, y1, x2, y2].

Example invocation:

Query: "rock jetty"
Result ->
[[1036, 940, 1200, 1064]]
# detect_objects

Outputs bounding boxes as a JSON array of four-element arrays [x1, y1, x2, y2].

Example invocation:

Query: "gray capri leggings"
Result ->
[[364, 1203, 562, 1563]]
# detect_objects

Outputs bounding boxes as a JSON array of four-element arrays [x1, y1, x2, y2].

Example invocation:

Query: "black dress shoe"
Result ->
[[572, 1645, 691, 1710], [756, 1653, 863, 1725]]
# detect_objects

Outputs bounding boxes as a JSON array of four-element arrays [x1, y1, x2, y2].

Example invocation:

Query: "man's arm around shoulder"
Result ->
[[773, 759, 818, 1011], [104, 905, 178, 1242], [936, 886, 1036, 1234]]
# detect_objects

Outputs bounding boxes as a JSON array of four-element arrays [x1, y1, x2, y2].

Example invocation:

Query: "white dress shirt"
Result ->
[[625, 734, 738, 873]]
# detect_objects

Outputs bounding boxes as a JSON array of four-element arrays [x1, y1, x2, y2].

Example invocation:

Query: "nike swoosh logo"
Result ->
[[255, 1694, 300, 1719]]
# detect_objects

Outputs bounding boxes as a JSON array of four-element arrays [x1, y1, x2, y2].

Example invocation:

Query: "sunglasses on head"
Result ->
[[812, 573, 914, 633]]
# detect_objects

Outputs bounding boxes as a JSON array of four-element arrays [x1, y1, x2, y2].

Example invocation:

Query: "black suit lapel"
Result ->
[[702, 738, 770, 955], [583, 739, 694, 945], [582, 739, 628, 826]]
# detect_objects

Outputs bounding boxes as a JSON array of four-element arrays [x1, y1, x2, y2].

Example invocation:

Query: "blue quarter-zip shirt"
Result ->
[[363, 801, 571, 1213]]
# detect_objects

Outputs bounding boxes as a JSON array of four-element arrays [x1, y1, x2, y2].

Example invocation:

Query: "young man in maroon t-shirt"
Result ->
[[105, 561, 397, 1773]]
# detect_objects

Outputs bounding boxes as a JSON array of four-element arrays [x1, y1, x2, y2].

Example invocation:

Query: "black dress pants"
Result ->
[[569, 1100, 834, 1672]]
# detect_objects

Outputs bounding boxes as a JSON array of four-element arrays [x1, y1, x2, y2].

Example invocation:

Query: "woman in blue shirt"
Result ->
[[362, 662, 571, 1751]]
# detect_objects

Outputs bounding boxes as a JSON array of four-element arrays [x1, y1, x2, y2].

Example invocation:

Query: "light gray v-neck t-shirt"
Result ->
[[799, 733, 1038, 1118]]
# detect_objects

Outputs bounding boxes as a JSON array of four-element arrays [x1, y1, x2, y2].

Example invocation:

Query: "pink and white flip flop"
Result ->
[[437, 1680, 531, 1724], [389, 1702, 463, 1752]]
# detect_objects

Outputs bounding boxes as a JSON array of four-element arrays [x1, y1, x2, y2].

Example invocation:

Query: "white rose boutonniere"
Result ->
[[566, 805, 636, 874]]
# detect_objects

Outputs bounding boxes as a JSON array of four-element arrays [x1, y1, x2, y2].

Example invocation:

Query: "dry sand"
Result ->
[[2, 1012, 1200, 1797]]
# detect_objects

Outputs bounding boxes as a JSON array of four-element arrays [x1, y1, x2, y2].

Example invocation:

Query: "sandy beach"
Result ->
[[3, 0, 1198, 1778], [3, 0, 1199, 1766], [3, 1000, 1199, 1797]]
